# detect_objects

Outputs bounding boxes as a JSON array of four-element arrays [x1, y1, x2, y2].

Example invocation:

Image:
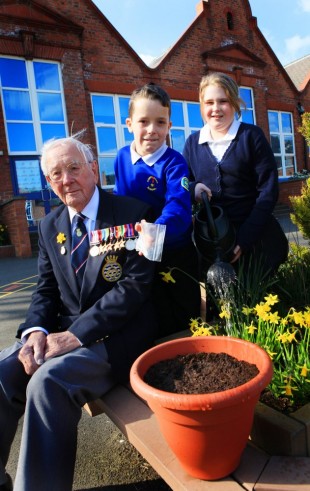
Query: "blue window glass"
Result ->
[[239, 88, 252, 108], [0, 58, 28, 88], [123, 128, 134, 146], [34, 62, 60, 90], [7, 123, 36, 152], [171, 102, 184, 126], [188, 103, 202, 127], [92, 95, 115, 124], [41, 124, 66, 143], [170, 129, 185, 153], [38, 93, 64, 121], [98, 157, 115, 186], [98, 127, 117, 153], [240, 109, 254, 124], [119, 97, 130, 124], [281, 113, 292, 133], [3, 90, 32, 120], [268, 112, 279, 132]]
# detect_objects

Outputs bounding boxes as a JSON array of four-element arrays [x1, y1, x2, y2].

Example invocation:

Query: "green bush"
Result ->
[[290, 177, 310, 242]]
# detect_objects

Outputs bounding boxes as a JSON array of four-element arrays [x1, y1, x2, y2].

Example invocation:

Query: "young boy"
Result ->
[[114, 83, 201, 336]]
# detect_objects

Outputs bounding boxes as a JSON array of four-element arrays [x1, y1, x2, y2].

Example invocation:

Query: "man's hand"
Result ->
[[18, 331, 47, 375], [44, 331, 81, 361]]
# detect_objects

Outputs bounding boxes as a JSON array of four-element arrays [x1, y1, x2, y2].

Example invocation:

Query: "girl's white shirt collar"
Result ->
[[199, 118, 241, 144]]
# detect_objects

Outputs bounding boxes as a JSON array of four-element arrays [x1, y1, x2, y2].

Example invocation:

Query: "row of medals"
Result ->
[[89, 236, 137, 256]]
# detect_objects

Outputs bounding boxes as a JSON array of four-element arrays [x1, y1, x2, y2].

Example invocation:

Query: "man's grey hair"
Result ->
[[40, 130, 95, 176]]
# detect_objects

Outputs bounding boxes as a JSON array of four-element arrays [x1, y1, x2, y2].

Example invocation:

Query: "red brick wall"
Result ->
[[0, 0, 309, 251], [278, 179, 307, 207], [1, 198, 32, 257]]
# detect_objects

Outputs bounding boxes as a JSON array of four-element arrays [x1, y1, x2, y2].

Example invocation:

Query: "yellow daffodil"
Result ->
[[289, 310, 305, 326], [192, 326, 213, 337], [160, 270, 176, 284], [277, 332, 289, 344], [303, 310, 310, 327], [57, 232, 66, 244], [219, 308, 230, 319], [265, 348, 277, 359], [254, 302, 271, 320], [242, 306, 252, 315], [264, 293, 279, 306], [266, 311, 281, 324], [245, 323, 257, 335], [299, 364, 309, 377], [286, 330, 298, 343], [280, 379, 298, 397]]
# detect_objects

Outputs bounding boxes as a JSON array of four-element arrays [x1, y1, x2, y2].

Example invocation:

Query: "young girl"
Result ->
[[183, 72, 288, 276], [114, 83, 201, 336]]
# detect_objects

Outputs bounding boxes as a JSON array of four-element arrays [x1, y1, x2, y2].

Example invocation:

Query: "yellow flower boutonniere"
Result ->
[[57, 232, 67, 244]]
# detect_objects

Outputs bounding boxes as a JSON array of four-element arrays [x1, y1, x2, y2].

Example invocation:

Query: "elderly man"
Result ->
[[0, 134, 157, 491]]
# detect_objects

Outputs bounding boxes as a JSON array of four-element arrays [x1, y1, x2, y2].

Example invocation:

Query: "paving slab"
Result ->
[[254, 456, 310, 491]]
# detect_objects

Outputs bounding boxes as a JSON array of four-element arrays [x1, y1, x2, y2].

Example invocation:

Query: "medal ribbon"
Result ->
[[90, 223, 138, 245]]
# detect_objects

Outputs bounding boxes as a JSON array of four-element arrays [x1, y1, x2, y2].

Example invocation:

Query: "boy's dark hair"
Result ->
[[128, 83, 171, 117]]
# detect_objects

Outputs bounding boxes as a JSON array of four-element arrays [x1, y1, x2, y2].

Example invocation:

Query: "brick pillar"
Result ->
[[0, 197, 32, 257]]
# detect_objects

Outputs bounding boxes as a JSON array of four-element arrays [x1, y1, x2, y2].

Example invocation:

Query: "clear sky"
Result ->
[[92, 0, 310, 67]]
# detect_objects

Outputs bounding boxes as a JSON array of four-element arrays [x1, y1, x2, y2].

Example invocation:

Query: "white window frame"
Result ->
[[268, 110, 296, 178], [0, 56, 68, 155]]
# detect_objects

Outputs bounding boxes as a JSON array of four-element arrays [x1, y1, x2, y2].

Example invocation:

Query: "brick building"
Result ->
[[0, 0, 309, 256]]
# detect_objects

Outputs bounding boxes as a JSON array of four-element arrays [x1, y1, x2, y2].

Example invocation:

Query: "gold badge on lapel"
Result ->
[[102, 255, 122, 282]]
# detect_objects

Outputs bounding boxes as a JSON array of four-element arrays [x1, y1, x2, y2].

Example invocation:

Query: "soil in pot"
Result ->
[[144, 351, 259, 394]]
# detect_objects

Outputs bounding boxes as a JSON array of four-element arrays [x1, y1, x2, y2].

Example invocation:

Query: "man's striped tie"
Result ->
[[71, 213, 89, 286]]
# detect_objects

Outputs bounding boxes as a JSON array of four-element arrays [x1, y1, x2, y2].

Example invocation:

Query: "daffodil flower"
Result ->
[[159, 270, 176, 284], [264, 293, 279, 306], [57, 232, 67, 244], [245, 323, 257, 335]]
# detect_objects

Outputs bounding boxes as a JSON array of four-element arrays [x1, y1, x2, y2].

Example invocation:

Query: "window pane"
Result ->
[[3, 90, 32, 120], [41, 124, 66, 143], [34, 62, 60, 90], [123, 127, 134, 146], [241, 109, 254, 124], [187, 103, 202, 127], [98, 127, 117, 153], [7, 123, 36, 151], [0, 58, 28, 88], [284, 135, 293, 154], [98, 157, 115, 186], [170, 129, 185, 153], [268, 112, 279, 132], [239, 88, 252, 108], [281, 113, 292, 133], [171, 102, 184, 126], [38, 93, 64, 121], [285, 156, 294, 169], [270, 135, 280, 153], [92, 95, 115, 124], [119, 97, 130, 124]]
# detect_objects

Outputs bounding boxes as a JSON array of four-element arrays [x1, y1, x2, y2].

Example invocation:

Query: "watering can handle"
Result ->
[[201, 191, 218, 241]]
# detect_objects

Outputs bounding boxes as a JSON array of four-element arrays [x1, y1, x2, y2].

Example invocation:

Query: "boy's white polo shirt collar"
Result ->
[[130, 141, 168, 166]]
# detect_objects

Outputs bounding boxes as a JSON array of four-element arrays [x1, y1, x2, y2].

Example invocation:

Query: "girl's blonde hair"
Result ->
[[199, 72, 245, 118]]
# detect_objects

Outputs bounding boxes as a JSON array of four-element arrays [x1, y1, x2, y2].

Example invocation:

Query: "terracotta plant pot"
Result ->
[[130, 336, 273, 480]]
